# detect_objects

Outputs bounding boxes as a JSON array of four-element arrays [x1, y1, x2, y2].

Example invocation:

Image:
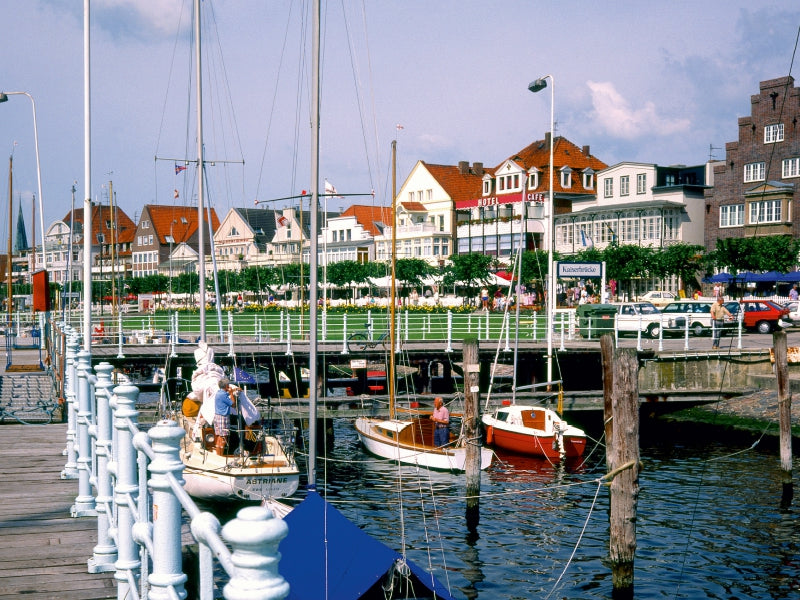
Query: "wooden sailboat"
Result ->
[[482, 197, 586, 460], [173, 0, 299, 502], [354, 141, 493, 472]]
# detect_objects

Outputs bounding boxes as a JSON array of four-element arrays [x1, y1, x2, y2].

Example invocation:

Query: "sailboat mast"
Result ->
[[7, 155, 12, 329], [195, 0, 207, 341], [389, 140, 397, 420], [306, 0, 321, 489]]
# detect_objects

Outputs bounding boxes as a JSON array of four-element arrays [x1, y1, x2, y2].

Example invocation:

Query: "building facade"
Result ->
[[705, 76, 800, 252]]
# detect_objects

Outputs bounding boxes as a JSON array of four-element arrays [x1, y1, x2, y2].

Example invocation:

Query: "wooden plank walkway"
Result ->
[[0, 423, 116, 600]]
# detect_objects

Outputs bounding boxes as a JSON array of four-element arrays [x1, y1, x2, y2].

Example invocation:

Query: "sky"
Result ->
[[1, 0, 799, 249]]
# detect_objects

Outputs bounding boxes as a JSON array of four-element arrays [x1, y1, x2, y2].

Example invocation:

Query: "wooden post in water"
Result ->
[[773, 330, 793, 503], [463, 335, 481, 531], [609, 347, 640, 597], [601, 334, 615, 471]]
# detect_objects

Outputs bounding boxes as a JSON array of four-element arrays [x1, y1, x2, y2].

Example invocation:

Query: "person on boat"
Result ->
[[430, 397, 450, 447], [213, 378, 234, 454]]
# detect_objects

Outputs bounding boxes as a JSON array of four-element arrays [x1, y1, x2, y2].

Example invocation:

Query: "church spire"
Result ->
[[14, 198, 28, 254]]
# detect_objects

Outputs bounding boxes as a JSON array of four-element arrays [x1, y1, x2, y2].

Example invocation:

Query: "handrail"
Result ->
[[58, 322, 290, 600]]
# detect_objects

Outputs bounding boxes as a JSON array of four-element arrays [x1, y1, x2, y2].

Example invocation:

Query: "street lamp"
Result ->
[[528, 75, 555, 387], [0, 91, 46, 272]]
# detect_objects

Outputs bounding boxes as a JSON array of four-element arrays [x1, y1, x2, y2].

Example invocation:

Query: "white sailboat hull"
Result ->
[[355, 416, 493, 472]]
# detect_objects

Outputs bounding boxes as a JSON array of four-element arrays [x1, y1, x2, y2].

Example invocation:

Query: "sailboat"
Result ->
[[169, 0, 299, 502], [481, 195, 586, 460], [354, 141, 493, 472]]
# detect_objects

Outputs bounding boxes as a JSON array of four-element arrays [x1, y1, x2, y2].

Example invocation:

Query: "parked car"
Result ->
[[662, 300, 741, 336], [637, 290, 677, 308], [728, 299, 791, 333], [782, 300, 800, 325], [612, 301, 663, 338]]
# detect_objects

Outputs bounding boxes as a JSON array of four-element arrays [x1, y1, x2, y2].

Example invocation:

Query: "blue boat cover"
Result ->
[[279, 491, 457, 600], [231, 366, 257, 385]]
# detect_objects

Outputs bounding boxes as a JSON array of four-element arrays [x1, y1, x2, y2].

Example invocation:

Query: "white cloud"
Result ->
[[95, 0, 184, 36], [586, 81, 690, 139]]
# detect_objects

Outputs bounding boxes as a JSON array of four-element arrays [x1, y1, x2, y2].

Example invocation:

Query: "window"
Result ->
[[749, 199, 782, 224], [764, 123, 784, 143], [636, 173, 647, 194], [744, 162, 765, 183], [719, 204, 744, 227], [582, 169, 594, 190], [782, 158, 800, 178], [528, 169, 539, 190], [482, 179, 491, 195], [620, 175, 630, 196], [559, 167, 572, 189], [604, 177, 613, 198]]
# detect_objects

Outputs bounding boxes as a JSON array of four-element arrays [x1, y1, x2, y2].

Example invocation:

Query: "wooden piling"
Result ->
[[608, 347, 640, 596], [601, 334, 615, 471], [463, 335, 481, 531], [773, 331, 793, 488]]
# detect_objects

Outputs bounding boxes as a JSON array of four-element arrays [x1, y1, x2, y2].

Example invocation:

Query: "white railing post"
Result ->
[[228, 311, 235, 357], [222, 506, 290, 600], [145, 420, 188, 599], [341, 313, 349, 354], [445, 310, 453, 353], [285, 312, 293, 356], [61, 327, 79, 479], [683, 313, 690, 351], [112, 384, 141, 599], [170, 311, 178, 358], [503, 312, 511, 352], [117, 310, 125, 359], [89, 362, 118, 573], [484, 309, 489, 340], [72, 348, 96, 517], [737, 308, 743, 349]]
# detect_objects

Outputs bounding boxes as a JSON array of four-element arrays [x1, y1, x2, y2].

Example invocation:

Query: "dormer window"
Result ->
[[559, 166, 573, 189], [482, 175, 492, 195], [528, 167, 540, 190], [582, 168, 594, 190]]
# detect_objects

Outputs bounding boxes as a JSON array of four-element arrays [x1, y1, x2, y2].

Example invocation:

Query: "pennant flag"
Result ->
[[275, 212, 289, 228], [324, 179, 343, 198], [580, 229, 594, 248], [173, 189, 179, 199], [175, 163, 187, 174], [396, 124, 404, 130]]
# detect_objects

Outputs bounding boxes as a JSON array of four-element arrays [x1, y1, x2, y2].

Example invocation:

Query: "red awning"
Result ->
[[495, 271, 513, 281]]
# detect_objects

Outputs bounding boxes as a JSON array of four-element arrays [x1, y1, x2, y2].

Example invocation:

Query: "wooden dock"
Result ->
[[0, 423, 116, 600]]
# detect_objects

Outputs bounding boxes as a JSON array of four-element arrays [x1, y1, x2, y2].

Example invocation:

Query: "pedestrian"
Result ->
[[481, 287, 489, 309], [213, 378, 235, 454], [790, 284, 798, 301], [710, 297, 732, 349], [430, 396, 450, 447]]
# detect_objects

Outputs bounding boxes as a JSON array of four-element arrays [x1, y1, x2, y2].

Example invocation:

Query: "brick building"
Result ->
[[705, 76, 800, 253]]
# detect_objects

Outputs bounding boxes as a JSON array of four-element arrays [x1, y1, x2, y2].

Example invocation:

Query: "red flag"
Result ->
[[275, 213, 288, 228]]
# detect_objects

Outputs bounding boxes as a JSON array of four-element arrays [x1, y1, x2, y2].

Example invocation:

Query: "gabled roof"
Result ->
[[506, 135, 608, 194], [62, 204, 136, 244], [398, 201, 427, 213], [339, 204, 392, 236], [233, 207, 279, 243], [422, 162, 484, 202], [143, 204, 220, 243]]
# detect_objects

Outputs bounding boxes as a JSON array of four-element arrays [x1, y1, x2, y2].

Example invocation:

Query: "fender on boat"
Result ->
[[486, 425, 493, 445]]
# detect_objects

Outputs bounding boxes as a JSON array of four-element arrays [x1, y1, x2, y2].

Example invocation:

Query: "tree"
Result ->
[[656, 243, 705, 289]]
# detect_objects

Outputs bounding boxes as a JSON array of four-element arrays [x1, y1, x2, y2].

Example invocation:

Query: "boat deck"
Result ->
[[0, 423, 116, 600]]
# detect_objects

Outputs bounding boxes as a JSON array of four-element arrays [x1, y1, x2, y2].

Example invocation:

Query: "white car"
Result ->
[[612, 301, 664, 338], [637, 290, 677, 308], [782, 301, 800, 325]]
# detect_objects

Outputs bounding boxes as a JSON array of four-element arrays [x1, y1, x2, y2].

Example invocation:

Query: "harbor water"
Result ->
[[272, 416, 800, 600]]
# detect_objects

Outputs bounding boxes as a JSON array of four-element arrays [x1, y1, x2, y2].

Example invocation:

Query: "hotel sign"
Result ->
[[455, 192, 546, 209], [557, 262, 603, 278]]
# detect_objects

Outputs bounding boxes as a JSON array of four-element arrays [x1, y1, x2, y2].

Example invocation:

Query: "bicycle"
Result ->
[[347, 330, 389, 352]]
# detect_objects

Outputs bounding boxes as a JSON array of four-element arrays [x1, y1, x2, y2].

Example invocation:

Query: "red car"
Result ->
[[730, 299, 791, 333]]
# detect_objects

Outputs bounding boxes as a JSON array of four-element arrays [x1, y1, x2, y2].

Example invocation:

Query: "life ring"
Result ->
[[486, 425, 493, 444]]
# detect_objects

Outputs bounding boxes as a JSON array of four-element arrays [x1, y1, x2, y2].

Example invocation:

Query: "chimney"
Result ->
[[473, 162, 484, 176], [582, 145, 590, 156], [458, 161, 469, 175], [544, 132, 551, 147]]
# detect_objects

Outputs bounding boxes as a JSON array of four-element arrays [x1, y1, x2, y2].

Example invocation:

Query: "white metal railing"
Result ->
[[59, 323, 290, 600]]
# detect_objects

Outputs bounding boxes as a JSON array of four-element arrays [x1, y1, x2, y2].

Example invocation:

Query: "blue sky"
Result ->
[[1, 1, 798, 247]]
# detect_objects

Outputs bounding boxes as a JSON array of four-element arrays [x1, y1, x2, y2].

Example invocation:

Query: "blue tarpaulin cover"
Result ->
[[279, 491, 456, 600]]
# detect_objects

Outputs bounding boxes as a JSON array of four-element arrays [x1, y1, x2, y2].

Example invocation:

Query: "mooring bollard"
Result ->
[[222, 505, 290, 600], [72, 348, 96, 517], [146, 419, 188, 600], [89, 362, 117, 573], [61, 327, 79, 479]]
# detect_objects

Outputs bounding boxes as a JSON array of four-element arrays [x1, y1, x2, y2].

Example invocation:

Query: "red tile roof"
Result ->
[[507, 136, 608, 194], [340, 204, 392, 236], [63, 204, 136, 244], [144, 205, 220, 243], [422, 163, 485, 202]]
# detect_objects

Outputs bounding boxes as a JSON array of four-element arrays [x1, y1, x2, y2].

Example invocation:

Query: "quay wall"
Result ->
[[639, 350, 775, 391]]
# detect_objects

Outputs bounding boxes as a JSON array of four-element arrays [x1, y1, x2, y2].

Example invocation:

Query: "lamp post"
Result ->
[[0, 91, 46, 272], [528, 74, 555, 387]]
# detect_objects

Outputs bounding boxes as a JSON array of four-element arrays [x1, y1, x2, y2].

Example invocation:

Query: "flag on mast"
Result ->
[[175, 163, 187, 174], [324, 179, 343, 198], [275, 212, 289, 228]]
